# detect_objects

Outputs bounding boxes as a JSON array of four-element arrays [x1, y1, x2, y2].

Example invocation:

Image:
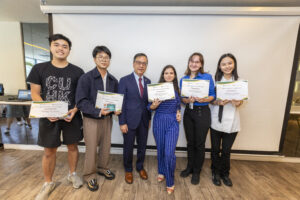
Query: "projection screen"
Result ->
[[52, 13, 300, 151]]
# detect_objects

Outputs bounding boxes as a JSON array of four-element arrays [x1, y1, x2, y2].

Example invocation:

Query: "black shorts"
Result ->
[[38, 113, 83, 148]]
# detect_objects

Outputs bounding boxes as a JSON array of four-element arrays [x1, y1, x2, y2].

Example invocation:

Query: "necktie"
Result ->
[[139, 77, 144, 97], [218, 105, 224, 123]]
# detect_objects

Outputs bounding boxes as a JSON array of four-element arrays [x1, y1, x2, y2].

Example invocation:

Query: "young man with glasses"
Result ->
[[118, 53, 152, 184], [76, 46, 119, 191], [27, 34, 84, 200]]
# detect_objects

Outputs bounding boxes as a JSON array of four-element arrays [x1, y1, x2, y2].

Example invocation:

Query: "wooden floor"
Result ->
[[0, 150, 300, 200]]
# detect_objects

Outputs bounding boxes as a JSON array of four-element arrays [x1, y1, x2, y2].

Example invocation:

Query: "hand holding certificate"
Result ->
[[29, 101, 68, 118], [216, 80, 248, 100], [95, 91, 124, 112], [181, 79, 209, 98], [147, 82, 175, 102]]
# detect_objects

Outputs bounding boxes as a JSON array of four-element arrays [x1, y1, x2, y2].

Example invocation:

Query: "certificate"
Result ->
[[216, 80, 248, 100], [181, 79, 209, 98], [147, 82, 175, 102], [95, 91, 124, 111], [29, 101, 68, 118]]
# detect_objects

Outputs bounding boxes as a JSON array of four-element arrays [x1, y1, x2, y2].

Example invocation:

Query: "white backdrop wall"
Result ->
[[53, 14, 299, 151]]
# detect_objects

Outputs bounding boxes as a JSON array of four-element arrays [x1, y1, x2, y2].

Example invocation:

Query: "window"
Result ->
[[22, 23, 50, 77]]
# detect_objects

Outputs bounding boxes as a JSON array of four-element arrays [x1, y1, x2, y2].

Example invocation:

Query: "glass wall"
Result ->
[[0, 23, 49, 145], [22, 23, 50, 77], [283, 64, 300, 157]]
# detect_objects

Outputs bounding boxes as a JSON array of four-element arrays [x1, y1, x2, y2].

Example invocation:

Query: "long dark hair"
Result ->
[[159, 65, 180, 94], [215, 53, 239, 81], [184, 52, 205, 75]]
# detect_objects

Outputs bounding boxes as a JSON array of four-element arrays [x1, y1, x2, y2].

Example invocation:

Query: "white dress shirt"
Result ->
[[98, 72, 107, 117]]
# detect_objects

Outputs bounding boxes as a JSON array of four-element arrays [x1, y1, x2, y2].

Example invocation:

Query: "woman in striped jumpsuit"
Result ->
[[148, 65, 181, 194]]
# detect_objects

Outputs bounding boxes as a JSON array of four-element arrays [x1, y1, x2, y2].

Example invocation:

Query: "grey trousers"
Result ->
[[83, 116, 113, 181]]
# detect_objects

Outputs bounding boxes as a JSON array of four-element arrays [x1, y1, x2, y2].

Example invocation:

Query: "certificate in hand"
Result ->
[[95, 91, 124, 111], [181, 79, 209, 98], [147, 82, 175, 102], [29, 101, 68, 118], [216, 80, 248, 100]]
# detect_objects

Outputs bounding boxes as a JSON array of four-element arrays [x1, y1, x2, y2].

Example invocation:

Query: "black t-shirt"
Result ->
[[27, 61, 84, 109]]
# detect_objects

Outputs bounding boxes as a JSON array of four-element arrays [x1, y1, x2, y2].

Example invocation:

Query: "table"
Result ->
[[0, 101, 31, 106]]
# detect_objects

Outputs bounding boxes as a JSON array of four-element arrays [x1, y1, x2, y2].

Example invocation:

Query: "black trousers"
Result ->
[[183, 105, 211, 174], [210, 128, 237, 177]]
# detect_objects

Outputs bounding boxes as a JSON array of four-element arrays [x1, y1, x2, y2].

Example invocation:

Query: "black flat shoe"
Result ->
[[87, 178, 99, 191], [212, 172, 221, 186], [221, 176, 233, 187], [191, 173, 200, 185], [180, 168, 193, 178]]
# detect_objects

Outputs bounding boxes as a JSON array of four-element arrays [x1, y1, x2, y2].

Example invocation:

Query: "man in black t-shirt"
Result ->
[[27, 34, 84, 200]]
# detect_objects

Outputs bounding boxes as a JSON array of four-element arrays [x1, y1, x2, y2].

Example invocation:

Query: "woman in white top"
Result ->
[[210, 53, 243, 187]]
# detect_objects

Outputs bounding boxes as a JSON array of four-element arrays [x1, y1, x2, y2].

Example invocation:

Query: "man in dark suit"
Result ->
[[118, 53, 151, 184]]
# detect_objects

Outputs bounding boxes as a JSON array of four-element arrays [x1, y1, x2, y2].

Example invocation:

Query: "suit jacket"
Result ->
[[118, 72, 151, 129]]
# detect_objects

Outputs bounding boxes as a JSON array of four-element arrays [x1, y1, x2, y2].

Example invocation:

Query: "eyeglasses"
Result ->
[[135, 61, 147, 66], [96, 56, 110, 61]]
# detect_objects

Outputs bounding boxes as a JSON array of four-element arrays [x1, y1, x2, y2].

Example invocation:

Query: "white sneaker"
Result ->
[[67, 172, 83, 189], [17, 121, 23, 126], [35, 182, 55, 200]]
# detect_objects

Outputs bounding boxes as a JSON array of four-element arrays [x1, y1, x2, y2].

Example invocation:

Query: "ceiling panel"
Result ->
[[1, 0, 300, 23], [45, 0, 300, 7], [0, 0, 47, 22]]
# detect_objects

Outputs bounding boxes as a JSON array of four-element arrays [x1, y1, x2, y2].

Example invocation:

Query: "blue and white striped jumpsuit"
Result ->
[[149, 91, 181, 187]]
